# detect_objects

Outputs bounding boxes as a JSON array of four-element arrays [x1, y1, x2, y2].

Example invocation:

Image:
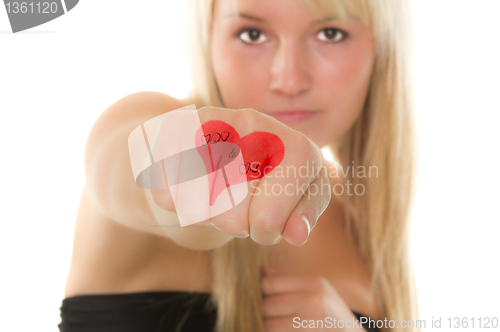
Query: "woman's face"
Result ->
[[210, 0, 376, 147]]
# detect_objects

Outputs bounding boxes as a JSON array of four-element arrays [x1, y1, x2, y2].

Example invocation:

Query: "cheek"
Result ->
[[211, 34, 267, 109], [315, 40, 375, 139]]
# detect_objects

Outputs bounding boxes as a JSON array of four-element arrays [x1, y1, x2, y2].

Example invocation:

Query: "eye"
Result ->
[[238, 28, 267, 44], [317, 27, 347, 43]]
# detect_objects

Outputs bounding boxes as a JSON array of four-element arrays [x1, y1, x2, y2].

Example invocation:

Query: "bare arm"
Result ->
[[83, 91, 234, 250]]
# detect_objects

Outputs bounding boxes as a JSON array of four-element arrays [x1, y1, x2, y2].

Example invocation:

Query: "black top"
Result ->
[[58, 291, 380, 332]]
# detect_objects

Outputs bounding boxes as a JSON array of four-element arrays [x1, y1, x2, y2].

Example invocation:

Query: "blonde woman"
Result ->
[[58, 0, 420, 331]]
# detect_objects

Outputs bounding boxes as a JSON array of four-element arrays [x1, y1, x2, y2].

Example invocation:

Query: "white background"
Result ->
[[1, 0, 499, 331]]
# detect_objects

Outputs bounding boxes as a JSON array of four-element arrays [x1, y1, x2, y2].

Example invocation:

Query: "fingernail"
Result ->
[[300, 213, 311, 237], [212, 223, 228, 234], [271, 233, 283, 244], [235, 229, 250, 238]]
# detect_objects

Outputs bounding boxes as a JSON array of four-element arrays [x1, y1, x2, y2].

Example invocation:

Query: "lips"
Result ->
[[267, 110, 320, 123]]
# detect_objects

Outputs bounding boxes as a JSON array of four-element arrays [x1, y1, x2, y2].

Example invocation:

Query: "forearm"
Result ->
[[83, 118, 172, 236], [83, 92, 235, 249], [145, 193, 235, 250]]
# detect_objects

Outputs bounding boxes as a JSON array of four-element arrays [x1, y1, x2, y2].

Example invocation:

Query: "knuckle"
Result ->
[[253, 211, 282, 232], [293, 133, 318, 161], [308, 275, 327, 290], [261, 276, 275, 293], [197, 106, 212, 115], [197, 106, 218, 122], [290, 130, 309, 148], [306, 293, 325, 315], [239, 108, 262, 131], [239, 107, 262, 115], [150, 189, 169, 209], [212, 217, 246, 235]]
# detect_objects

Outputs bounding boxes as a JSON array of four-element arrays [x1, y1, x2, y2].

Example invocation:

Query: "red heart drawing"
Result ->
[[195, 120, 285, 206]]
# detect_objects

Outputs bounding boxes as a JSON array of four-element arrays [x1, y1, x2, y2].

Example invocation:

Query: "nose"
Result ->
[[270, 39, 311, 97]]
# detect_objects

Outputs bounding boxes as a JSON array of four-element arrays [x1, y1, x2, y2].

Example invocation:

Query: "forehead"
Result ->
[[213, 0, 369, 24]]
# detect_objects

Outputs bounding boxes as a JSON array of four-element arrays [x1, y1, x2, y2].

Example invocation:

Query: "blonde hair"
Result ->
[[182, 0, 420, 331]]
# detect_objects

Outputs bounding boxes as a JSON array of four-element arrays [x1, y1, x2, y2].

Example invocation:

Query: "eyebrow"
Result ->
[[223, 13, 339, 26], [313, 16, 339, 25], [223, 13, 265, 22]]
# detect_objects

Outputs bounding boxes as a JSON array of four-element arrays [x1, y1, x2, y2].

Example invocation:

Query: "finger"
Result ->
[[262, 273, 323, 296], [281, 164, 331, 246], [149, 188, 176, 212], [147, 107, 232, 217], [208, 180, 256, 238], [249, 134, 323, 245], [180, 106, 254, 232], [263, 316, 297, 332], [262, 292, 320, 318], [194, 108, 259, 237]]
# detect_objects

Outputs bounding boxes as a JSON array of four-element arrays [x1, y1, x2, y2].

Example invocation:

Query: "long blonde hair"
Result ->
[[182, 0, 420, 331]]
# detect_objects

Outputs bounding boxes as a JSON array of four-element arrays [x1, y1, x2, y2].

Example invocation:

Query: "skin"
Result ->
[[64, 0, 381, 330], [211, 0, 376, 147], [261, 266, 369, 331]]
